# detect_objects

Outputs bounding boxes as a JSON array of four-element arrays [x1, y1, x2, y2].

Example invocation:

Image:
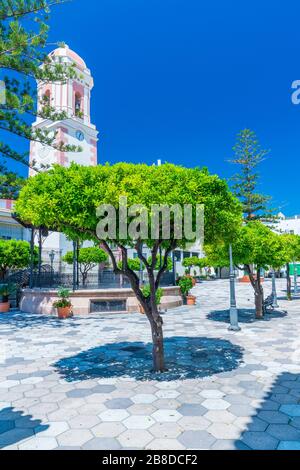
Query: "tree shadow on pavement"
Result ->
[[53, 336, 244, 382], [0, 407, 48, 449], [235, 372, 300, 450], [207, 309, 287, 324]]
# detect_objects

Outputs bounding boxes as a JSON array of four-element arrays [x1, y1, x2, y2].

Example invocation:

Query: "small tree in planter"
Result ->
[[53, 288, 73, 319], [0, 283, 16, 313], [63, 246, 108, 286], [178, 276, 195, 305]]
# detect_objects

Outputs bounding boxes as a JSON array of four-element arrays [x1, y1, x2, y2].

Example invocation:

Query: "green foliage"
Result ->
[[148, 255, 173, 271], [63, 246, 108, 284], [206, 221, 288, 270], [63, 246, 107, 267], [178, 276, 193, 296], [229, 129, 272, 220], [182, 256, 208, 269], [141, 284, 163, 305], [0, 239, 34, 278], [16, 162, 242, 247], [117, 258, 141, 272], [53, 287, 71, 308], [0, 282, 16, 301], [281, 233, 300, 263], [0, 0, 81, 192]]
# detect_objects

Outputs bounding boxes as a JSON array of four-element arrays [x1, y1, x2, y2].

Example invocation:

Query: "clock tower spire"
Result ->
[[29, 45, 98, 174]]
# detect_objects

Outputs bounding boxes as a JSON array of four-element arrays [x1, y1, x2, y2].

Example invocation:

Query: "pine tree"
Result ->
[[0, 0, 81, 198], [229, 129, 272, 221]]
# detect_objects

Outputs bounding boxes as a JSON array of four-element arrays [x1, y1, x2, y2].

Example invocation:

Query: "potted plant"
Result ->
[[0, 284, 15, 313], [53, 288, 73, 319], [178, 276, 196, 305], [139, 285, 163, 314]]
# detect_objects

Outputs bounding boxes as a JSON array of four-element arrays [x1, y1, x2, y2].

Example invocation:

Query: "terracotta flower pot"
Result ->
[[57, 306, 72, 319], [239, 275, 264, 283], [0, 302, 10, 313], [186, 295, 196, 306]]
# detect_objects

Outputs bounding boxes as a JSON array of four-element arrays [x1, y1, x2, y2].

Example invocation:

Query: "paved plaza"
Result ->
[[1, 279, 300, 450]]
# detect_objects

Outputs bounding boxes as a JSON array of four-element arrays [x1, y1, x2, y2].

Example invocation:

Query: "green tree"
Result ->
[[229, 129, 272, 220], [206, 222, 287, 318], [0, 0, 81, 197], [0, 239, 35, 279], [63, 246, 108, 286], [117, 258, 141, 272], [182, 256, 208, 274], [16, 162, 242, 372], [281, 234, 300, 300]]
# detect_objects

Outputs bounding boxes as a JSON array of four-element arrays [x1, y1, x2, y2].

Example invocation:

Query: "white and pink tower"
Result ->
[[30, 45, 98, 173], [29, 45, 99, 269]]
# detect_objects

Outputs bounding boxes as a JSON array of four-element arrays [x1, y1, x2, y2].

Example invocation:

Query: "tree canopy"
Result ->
[[0, 238, 36, 279], [63, 246, 108, 285], [229, 129, 272, 220], [16, 162, 242, 372]]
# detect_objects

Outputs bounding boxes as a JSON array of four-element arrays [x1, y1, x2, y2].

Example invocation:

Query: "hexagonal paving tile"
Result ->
[[123, 415, 155, 429], [132, 394, 156, 404], [118, 429, 153, 448], [152, 409, 181, 423], [202, 399, 230, 411], [105, 398, 133, 409], [98, 410, 129, 422], [18, 437, 58, 450], [178, 430, 216, 449], [242, 431, 278, 450], [57, 429, 93, 447], [68, 415, 100, 429], [92, 422, 126, 438], [207, 423, 241, 439], [82, 438, 121, 450], [149, 422, 182, 439], [178, 404, 206, 416]]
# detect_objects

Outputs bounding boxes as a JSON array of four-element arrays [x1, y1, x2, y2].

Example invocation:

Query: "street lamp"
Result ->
[[271, 268, 279, 308], [49, 250, 55, 272], [228, 244, 241, 332], [294, 261, 298, 295]]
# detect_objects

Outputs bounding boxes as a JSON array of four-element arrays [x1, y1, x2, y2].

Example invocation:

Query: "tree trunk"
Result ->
[[254, 268, 264, 319], [245, 264, 264, 319], [149, 313, 165, 372], [286, 263, 292, 300]]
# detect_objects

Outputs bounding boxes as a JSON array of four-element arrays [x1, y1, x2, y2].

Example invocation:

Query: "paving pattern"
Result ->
[[1, 279, 300, 450]]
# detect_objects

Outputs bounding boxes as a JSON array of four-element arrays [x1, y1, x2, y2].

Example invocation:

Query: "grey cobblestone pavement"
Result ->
[[1, 279, 300, 450]]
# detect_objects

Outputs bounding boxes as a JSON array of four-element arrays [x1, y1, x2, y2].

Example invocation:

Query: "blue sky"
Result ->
[[4, 0, 300, 214]]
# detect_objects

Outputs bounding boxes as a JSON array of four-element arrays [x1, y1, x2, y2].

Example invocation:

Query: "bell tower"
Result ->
[[29, 45, 98, 174]]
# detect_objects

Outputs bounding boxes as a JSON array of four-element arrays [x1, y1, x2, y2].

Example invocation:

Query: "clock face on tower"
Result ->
[[76, 130, 85, 142]]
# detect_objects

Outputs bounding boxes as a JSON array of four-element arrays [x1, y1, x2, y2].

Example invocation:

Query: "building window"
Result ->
[[191, 252, 199, 258], [174, 251, 181, 262], [183, 251, 191, 259], [75, 92, 83, 118]]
